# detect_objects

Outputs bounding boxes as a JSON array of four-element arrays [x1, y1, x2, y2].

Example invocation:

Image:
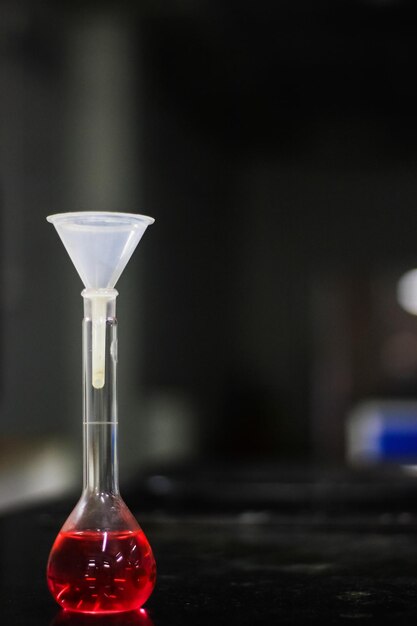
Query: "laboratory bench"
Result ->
[[2, 464, 417, 625]]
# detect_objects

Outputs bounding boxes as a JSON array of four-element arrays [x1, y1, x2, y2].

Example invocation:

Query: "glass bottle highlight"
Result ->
[[46, 212, 156, 614]]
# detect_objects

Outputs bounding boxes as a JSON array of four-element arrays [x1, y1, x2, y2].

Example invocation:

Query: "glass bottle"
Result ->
[[46, 213, 156, 614]]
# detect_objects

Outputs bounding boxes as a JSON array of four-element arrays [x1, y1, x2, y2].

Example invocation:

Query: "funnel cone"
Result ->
[[46, 211, 155, 289]]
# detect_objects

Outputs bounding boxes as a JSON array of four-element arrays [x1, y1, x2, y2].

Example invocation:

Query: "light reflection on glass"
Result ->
[[50, 608, 155, 626]]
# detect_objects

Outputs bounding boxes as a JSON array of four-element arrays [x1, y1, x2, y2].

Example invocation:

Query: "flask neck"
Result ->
[[82, 289, 119, 495]]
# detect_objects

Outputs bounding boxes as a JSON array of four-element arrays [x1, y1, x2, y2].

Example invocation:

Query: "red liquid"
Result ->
[[47, 530, 156, 613]]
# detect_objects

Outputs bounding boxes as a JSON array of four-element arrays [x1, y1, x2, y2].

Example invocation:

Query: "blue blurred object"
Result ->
[[347, 401, 417, 464], [381, 427, 417, 459]]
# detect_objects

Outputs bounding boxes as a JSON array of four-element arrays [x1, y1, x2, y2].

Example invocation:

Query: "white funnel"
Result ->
[[47, 211, 155, 388], [46, 211, 155, 289]]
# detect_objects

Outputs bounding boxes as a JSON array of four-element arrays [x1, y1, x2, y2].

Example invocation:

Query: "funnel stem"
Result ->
[[92, 297, 107, 389]]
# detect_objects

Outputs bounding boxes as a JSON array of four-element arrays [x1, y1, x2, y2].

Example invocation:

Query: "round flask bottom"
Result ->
[[47, 529, 156, 613]]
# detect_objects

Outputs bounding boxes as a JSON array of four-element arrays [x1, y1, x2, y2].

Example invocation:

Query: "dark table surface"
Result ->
[[3, 464, 417, 625]]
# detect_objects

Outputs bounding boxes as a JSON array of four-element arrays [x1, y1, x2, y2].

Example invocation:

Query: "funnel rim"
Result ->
[[46, 211, 155, 228]]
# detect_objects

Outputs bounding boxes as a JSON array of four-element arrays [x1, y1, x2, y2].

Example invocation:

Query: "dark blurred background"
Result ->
[[3, 0, 417, 509]]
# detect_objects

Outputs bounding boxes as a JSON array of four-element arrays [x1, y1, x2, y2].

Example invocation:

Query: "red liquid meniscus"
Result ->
[[47, 529, 156, 613]]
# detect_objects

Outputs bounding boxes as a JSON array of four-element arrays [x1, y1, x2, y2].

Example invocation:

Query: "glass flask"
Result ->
[[46, 212, 156, 614]]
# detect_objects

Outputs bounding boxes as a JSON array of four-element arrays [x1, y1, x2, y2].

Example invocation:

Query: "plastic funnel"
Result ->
[[46, 211, 155, 289], [47, 212, 154, 388]]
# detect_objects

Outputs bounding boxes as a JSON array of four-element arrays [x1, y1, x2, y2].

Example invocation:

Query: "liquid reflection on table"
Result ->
[[50, 608, 154, 626]]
